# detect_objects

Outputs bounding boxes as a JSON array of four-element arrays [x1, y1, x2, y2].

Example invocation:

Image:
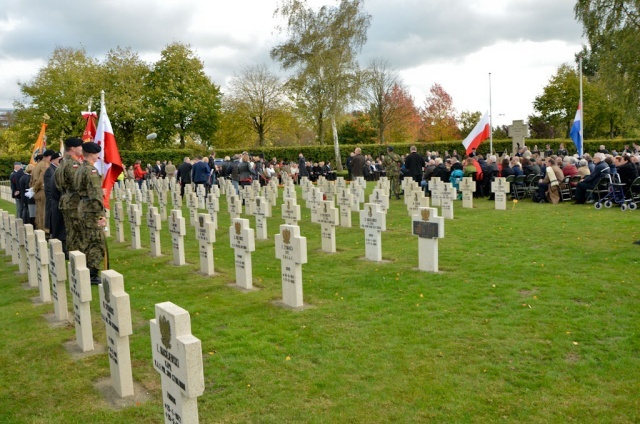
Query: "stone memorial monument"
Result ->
[[412, 207, 445, 272], [508, 119, 528, 154]]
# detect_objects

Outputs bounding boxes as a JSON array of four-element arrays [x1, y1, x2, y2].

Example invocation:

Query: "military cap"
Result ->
[[64, 137, 83, 148], [51, 152, 62, 160], [43, 149, 56, 157], [82, 142, 102, 154]]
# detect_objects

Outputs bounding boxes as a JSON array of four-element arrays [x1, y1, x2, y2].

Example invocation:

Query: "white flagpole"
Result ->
[[579, 57, 583, 157], [489, 72, 493, 156]]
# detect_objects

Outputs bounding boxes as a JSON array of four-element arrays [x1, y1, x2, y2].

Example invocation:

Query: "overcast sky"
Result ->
[[0, 0, 583, 126]]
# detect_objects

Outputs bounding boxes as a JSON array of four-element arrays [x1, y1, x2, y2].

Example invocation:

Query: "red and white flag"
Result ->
[[462, 111, 491, 155], [94, 97, 123, 210], [81, 111, 97, 142]]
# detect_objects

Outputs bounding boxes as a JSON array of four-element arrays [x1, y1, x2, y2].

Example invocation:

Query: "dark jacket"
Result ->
[[177, 162, 193, 185], [10, 168, 24, 199], [191, 161, 211, 184], [404, 152, 426, 178]]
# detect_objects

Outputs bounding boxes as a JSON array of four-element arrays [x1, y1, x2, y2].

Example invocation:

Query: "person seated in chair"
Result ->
[[538, 157, 563, 204], [574, 153, 609, 204]]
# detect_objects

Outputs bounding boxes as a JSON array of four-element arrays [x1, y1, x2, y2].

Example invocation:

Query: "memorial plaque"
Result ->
[[411, 207, 445, 272]]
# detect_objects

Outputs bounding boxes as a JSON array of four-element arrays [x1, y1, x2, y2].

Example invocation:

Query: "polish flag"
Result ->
[[462, 111, 491, 155], [94, 98, 123, 209]]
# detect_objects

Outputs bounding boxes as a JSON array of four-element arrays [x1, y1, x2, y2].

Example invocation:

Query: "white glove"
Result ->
[[25, 188, 34, 199]]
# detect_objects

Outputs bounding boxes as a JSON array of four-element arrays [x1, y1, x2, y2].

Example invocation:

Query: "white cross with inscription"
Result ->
[[306, 187, 323, 223], [9, 214, 18, 265], [195, 213, 216, 276], [4, 212, 14, 259], [157, 190, 168, 221], [241, 185, 255, 215], [428, 177, 442, 206], [440, 182, 457, 220], [281, 197, 301, 226], [49, 239, 69, 323], [113, 201, 125, 243], [316, 200, 339, 253], [369, 188, 389, 213], [205, 194, 219, 231], [407, 190, 430, 217], [491, 177, 510, 210], [252, 196, 272, 240], [168, 209, 187, 266], [227, 193, 242, 220], [359, 203, 387, 262], [229, 218, 256, 290], [349, 182, 364, 211], [187, 193, 198, 227], [128, 203, 142, 250], [146, 188, 155, 207], [171, 189, 182, 209], [460, 177, 476, 208], [14, 218, 27, 274], [99, 270, 134, 398], [196, 184, 206, 209], [412, 207, 445, 272], [68, 251, 94, 352], [147, 206, 162, 257], [283, 184, 297, 202], [34, 229, 52, 303], [508, 119, 528, 154], [337, 187, 353, 227], [150, 302, 204, 424], [24, 224, 38, 288], [275, 224, 308, 308], [0, 210, 6, 252]]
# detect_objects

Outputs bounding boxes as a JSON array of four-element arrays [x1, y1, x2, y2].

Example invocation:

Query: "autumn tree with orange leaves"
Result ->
[[419, 83, 460, 142]]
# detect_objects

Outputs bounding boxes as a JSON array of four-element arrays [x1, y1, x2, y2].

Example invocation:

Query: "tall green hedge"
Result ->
[[1, 139, 637, 180]]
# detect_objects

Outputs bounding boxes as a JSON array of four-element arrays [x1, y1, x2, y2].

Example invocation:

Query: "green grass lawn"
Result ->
[[0, 186, 638, 423]]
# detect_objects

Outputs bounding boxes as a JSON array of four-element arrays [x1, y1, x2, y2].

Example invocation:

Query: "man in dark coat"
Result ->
[[404, 145, 426, 183], [43, 152, 62, 236], [10, 162, 24, 218], [177, 157, 193, 197], [350, 148, 366, 179], [298, 153, 309, 179]]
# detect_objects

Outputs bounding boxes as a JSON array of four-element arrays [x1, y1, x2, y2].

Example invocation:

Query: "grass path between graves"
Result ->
[[0, 189, 639, 423]]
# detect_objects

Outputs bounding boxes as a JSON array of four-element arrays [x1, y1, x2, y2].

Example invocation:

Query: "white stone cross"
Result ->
[[349, 182, 364, 211], [171, 190, 182, 209], [146, 189, 155, 207], [99, 270, 134, 398], [460, 177, 476, 209], [157, 190, 168, 221], [227, 193, 242, 220], [283, 184, 297, 201], [412, 207, 445, 272], [337, 187, 353, 227], [48, 239, 69, 323], [440, 182, 457, 220], [407, 190, 430, 217], [196, 184, 206, 209], [491, 177, 510, 210], [205, 194, 219, 231], [24, 224, 38, 288], [428, 177, 442, 207], [359, 203, 387, 262], [316, 200, 339, 253], [0, 210, 6, 252], [281, 197, 301, 226], [252, 196, 272, 240], [229, 218, 256, 290], [128, 203, 142, 250], [14, 218, 27, 274], [369, 188, 389, 213], [9, 214, 18, 265], [265, 181, 278, 206], [68, 251, 94, 352], [35, 229, 52, 303], [240, 185, 255, 215], [150, 302, 204, 424], [508, 119, 528, 153], [187, 193, 198, 227], [168, 210, 187, 266], [275, 224, 308, 308], [147, 206, 162, 257], [4, 212, 13, 258], [113, 201, 125, 243], [195, 213, 216, 276], [306, 187, 323, 223]]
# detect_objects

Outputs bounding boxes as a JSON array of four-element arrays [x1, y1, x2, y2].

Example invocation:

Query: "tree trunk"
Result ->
[[331, 114, 343, 171]]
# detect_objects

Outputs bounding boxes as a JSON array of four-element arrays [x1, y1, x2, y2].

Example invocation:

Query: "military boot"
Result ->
[[89, 268, 101, 286]]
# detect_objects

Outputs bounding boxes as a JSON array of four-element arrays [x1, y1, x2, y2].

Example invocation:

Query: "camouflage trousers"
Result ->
[[388, 174, 401, 196], [79, 219, 105, 270], [62, 209, 83, 253]]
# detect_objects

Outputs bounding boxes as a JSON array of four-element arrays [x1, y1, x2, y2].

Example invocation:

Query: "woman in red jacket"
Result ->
[[133, 160, 147, 188]]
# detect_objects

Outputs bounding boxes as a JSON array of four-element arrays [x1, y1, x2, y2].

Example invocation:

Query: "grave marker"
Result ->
[[337, 187, 353, 227], [68, 251, 94, 352], [205, 194, 219, 231], [147, 206, 162, 257], [440, 182, 457, 219], [100, 270, 134, 398], [168, 210, 187, 266], [281, 197, 301, 226], [150, 302, 204, 424], [113, 201, 125, 243], [24, 224, 38, 288], [252, 196, 272, 240], [428, 177, 442, 206], [227, 193, 241, 220], [460, 177, 476, 209], [275, 225, 308, 308], [229, 218, 255, 290], [128, 204, 142, 250], [316, 200, 339, 253], [491, 177, 510, 210], [359, 203, 387, 262], [35, 229, 52, 303], [412, 207, 445, 272], [407, 190, 430, 217], [195, 213, 215, 276], [369, 188, 389, 213], [15, 218, 27, 274], [49, 239, 69, 322]]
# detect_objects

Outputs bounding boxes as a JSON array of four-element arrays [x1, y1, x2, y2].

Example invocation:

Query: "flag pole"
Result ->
[[578, 57, 583, 158], [489, 72, 493, 156], [99, 90, 106, 180]]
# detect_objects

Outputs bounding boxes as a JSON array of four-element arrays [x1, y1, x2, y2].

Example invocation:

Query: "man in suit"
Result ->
[[10, 162, 24, 218], [404, 145, 426, 184], [31, 149, 55, 230], [177, 157, 193, 197], [43, 152, 62, 236]]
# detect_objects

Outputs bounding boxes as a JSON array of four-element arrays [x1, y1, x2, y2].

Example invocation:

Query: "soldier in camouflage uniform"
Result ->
[[74, 142, 107, 285], [55, 137, 84, 254], [383, 145, 402, 199]]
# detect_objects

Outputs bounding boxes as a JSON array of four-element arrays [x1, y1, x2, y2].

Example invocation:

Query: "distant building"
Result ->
[[0, 108, 14, 127]]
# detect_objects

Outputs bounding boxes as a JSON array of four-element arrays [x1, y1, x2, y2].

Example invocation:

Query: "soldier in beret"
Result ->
[[31, 148, 55, 231], [55, 137, 84, 255], [74, 142, 107, 284]]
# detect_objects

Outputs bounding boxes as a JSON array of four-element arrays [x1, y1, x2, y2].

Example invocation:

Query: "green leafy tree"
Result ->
[[13, 47, 101, 150], [271, 0, 371, 170], [458, 110, 482, 139], [338, 111, 377, 145], [145, 42, 221, 148], [101, 46, 151, 150], [226, 64, 287, 146]]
